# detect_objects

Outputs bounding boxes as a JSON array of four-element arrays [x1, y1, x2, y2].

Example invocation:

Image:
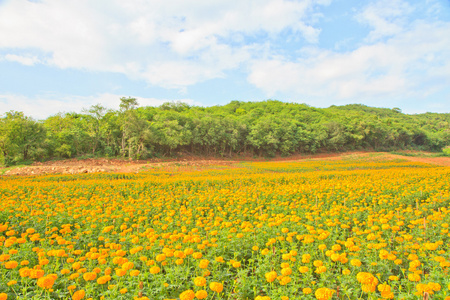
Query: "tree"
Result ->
[[119, 97, 139, 158], [82, 104, 108, 155], [0, 111, 46, 165]]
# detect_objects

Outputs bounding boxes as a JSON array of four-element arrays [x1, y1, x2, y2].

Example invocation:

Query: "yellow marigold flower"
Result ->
[[408, 273, 421, 282], [331, 244, 341, 251], [302, 254, 311, 263], [281, 267, 292, 276], [61, 268, 70, 275], [342, 269, 351, 275], [298, 266, 309, 273], [192, 252, 203, 259], [195, 290, 208, 299], [303, 288, 312, 294], [115, 269, 127, 277], [388, 275, 399, 281], [315, 287, 334, 300], [232, 261, 241, 268], [350, 259, 361, 267], [199, 259, 209, 269], [0, 293, 6, 300], [313, 260, 323, 267], [356, 272, 378, 286], [279, 276, 291, 285], [180, 290, 195, 300], [209, 282, 224, 293], [156, 254, 166, 262], [120, 288, 128, 294], [194, 276, 207, 287], [122, 261, 134, 270], [265, 271, 277, 283], [362, 284, 376, 293], [130, 269, 140, 276], [150, 266, 160, 274]]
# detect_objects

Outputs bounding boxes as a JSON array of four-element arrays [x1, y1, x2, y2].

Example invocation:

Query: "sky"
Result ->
[[1, 0, 450, 120]]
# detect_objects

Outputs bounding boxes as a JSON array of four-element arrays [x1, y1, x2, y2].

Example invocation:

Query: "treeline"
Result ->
[[1, 98, 450, 166]]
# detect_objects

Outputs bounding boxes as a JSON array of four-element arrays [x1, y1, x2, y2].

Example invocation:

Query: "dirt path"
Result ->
[[1, 151, 449, 176]]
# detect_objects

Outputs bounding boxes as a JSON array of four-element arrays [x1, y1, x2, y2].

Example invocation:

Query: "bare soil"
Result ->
[[1, 151, 449, 176]]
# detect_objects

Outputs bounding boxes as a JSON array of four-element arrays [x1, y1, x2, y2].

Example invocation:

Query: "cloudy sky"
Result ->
[[1, 0, 449, 119]]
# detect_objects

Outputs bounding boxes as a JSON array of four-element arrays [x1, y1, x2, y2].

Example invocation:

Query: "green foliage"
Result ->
[[2, 101, 450, 164], [443, 146, 450, 156]]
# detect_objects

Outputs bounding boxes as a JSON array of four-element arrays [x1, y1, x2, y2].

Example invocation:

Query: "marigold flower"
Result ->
[[37, 275, 56, 289], [194, 276, 206, 287], [408, 273, 421, 282], [209, 282, 223, 293], [232, 261, 241, 268], [4, 260, 18, 269], [199, 259, 209, 269], [195, 290, 208, 299], [350, 259, 361, 267], [0, 293, 7, 300], [265, 271, 277, 283], [298, 266, 309, 273], [7, 280, 17, 286], [180, 290, 195, 300], [72, 290, 85, 300], [303, 288, 312, 294], [315, 287, 334, 300], [83, 272, 97, 281]]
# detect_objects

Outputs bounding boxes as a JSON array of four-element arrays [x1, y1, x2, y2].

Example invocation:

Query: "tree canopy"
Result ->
[[1, 100, 449, 165]]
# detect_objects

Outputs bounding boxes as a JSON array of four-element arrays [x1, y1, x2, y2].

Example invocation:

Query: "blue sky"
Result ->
[[1, 0, 450, 119]]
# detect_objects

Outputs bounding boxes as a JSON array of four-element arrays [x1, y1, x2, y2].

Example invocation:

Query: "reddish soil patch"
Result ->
[[384, 153, 450, 167], [2, 151, 448, 176]]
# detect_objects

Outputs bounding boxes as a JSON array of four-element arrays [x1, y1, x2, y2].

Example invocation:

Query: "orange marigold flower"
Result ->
[[4, 261, 18, 269], [195, 290, 208, 299], [199, 259, 209, 269], [83, 272, 97, 281], [37, 275, 56, 289], [180, 290, 195, 300], [72, 290, 85, 300]]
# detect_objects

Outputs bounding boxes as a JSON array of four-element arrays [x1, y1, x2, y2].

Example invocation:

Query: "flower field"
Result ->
[[1, 156, 450, 299]]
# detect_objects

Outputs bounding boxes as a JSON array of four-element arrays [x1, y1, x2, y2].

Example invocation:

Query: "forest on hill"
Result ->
[[1, 98, 450, 166]]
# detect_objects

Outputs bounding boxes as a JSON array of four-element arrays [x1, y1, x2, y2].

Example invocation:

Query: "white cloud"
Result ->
[[0, 93, 195, 120], [2, 54, 41, 66], [356, 0, 414, 42], [0, 0, 328, 89], [248, 1, 450, 107]]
